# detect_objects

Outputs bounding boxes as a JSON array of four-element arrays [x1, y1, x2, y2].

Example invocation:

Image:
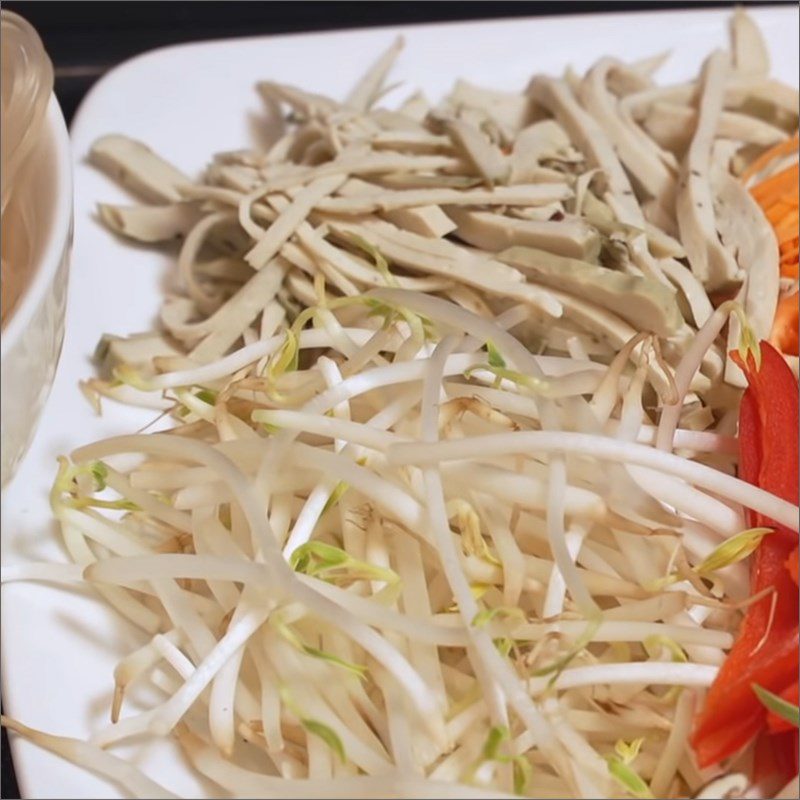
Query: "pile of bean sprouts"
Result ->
[[2, 9, 799, 800]]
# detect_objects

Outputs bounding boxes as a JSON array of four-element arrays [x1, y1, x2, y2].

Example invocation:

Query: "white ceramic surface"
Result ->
[[1, 94, 73, 487], [1, 7, 798, 798]]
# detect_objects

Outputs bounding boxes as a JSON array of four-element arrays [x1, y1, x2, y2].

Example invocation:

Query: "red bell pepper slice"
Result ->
[[753, 729, 800, 796], [733, 342, 798, 540], [691, 342, 799, 771], [766, 682, 800, 735], [787, 545, 799, 587], [692, 624, 798, 767]]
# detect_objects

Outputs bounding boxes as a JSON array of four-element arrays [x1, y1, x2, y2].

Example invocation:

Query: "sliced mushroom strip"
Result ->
[[345, 36, 405, 113], [326, 219, 563, 318], [445, 79, 533, 140], [659, 258, 713, 329], [730, 7, 770, 77], [510, 120, 584, 183], [643, 102, 790, 154], [508, 203, 566, 222], [280, 241, 360, 298], [442, 118, 510, 186], [159, 254, 289, 356], [286, 122, 338, 165], [528, 76, 644, 227], [369, 130, 452, 154], [95, 331, 185, 375], [244, 152, 469, 201], [579, 58, 676, 209], [265, 195, 455, 293], [521, 286, 680, 397], [382, 206, 456, 238], [316, 182, 572, 214], [498, 246, 682, 337], [189, 258, 291, 362], [159, 295, 207, 344], [446, 207, 601, 261], [207, 163, 266, 193], [178, 211, 241, 315], [713, 159, 781, 340], [713, 169, 780, 385], [643, 223, 685, 259], [329, 177, 456, 237], [192, 258, 254, 284], [728, 77, 799, 123], [529, 80, 672, 287], [257, 81, 341, 121], [621, 82, 696, 124], [97, 202, 203, 244], [90, 135, 193, 203], [245, 173, 347, 269], [609, 51, 669, 94], [297, 228, 452, 293], [624, 76, 797, 126], [396, 90, 430, 122], [369, 108, 427, 133], [676, 50, 741, 290]]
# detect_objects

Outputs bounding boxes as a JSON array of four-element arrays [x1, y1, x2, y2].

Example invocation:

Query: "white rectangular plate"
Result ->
[[2, 7, 798, 798]]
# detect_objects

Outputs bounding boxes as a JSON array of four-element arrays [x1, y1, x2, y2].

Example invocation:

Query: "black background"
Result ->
[[3, 0, 791, 126], [0, 1, 792, 798]]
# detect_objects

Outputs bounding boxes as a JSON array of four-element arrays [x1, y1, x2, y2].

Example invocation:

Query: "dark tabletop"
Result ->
[[0, 1, 790, 797]]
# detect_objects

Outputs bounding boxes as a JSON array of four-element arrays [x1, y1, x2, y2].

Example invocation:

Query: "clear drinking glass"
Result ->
[[1, 9, 55, 324], [1, 10, 71, 487]]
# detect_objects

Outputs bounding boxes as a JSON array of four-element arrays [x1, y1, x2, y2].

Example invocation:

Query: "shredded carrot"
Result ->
[[741, 133, 799, 184], [770, 291, 799, 356], [745, 138, 799, 354], [773, 210, 799, 238], [751, 164, 799, 205], [742, 145, 800, 279]]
